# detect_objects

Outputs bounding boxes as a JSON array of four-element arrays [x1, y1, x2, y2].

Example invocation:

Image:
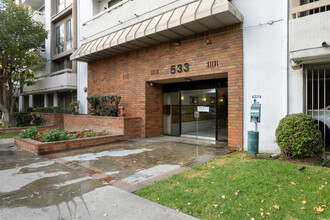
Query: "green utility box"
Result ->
[[248, 131, 259, 154]]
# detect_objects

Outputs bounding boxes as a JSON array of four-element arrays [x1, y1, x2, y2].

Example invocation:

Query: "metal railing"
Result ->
[[82, 0, 132, 26], [292, 0, 330, 18], [305, 64, 330, 150], [35, 69, 75, 80]]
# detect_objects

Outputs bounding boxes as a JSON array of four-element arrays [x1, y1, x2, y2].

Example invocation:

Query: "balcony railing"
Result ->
[[32, 11, 45, 25], [35, 69, 74, 80], [23, 69, 77, 94], [292, 0, 330, 18], [82, 0, 131, 27]]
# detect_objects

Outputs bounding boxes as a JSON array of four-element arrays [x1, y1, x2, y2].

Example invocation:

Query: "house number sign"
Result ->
[[170, 63, 189, 74]]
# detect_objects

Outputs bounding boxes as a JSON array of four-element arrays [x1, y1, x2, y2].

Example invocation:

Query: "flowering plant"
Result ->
[[19, 128, 108, 142]]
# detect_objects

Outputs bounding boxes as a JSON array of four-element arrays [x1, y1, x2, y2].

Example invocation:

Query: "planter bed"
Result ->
[[14, 134, 124, 154], [0, 125, 57, 135]]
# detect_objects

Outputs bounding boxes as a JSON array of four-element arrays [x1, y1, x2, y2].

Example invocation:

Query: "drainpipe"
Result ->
[[286, 0, 290, 115]]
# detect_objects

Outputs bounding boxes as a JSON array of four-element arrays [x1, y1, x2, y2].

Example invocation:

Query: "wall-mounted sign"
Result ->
[[252, 95, 261, 105], [197, 106, 209, 112], [170, 63, 189, 74], [194, 111, 200, 118], [207, 60, 219, 68], [151, 69, 159, 75]]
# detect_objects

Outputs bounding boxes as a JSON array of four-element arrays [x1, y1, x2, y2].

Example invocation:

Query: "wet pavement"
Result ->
[[0, 136, 228, 219], [46, 136, 227, 189]]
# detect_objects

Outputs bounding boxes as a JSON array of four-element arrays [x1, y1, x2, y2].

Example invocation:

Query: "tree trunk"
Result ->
[[1, 108, 14, 126]]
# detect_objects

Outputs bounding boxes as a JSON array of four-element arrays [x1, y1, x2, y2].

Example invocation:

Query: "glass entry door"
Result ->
[[180, 89, 216, 140]]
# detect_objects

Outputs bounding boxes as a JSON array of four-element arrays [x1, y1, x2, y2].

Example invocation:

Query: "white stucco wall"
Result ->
[[289, 12, 330, 62], [232, 0, 288, 153], [81, 0, 195, 44], [77, 0, 93, 114]]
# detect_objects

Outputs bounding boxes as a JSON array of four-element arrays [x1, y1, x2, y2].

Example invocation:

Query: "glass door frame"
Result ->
[[162, 78, 228, 142]]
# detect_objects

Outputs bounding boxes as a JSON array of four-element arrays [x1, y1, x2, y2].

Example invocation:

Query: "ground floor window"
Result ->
[[305, 64, 330, 151], [58, 91, 77, 114]]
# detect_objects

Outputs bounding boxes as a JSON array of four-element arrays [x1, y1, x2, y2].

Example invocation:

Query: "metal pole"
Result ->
[[197, 117, 199, 140]]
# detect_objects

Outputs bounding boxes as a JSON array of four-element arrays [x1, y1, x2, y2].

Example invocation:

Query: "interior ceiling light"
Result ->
[[174, 40, 181, 46]]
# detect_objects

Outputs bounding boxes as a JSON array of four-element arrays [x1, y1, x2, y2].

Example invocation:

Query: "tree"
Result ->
[[0, 0, 47, 125]]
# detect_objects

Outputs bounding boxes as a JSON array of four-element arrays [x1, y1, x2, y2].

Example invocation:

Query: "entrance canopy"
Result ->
[[71, 0, 243, 62]]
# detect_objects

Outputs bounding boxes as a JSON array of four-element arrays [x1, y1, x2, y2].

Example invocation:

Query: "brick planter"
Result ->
[[14, 134, 124, 154], [13, 114, 141, 154]]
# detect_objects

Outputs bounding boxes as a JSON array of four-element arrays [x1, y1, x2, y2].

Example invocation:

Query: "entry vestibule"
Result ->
[[162, 78, 228, 142]]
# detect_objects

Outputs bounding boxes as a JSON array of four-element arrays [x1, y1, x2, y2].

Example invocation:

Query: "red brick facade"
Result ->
[[88, 24, 243, 151]]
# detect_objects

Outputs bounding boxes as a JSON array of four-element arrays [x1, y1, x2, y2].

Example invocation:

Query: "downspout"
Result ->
[[286, 0, 291, 115]]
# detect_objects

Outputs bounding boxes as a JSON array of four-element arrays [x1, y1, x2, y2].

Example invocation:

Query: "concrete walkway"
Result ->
[[0, 139, 197, 220]]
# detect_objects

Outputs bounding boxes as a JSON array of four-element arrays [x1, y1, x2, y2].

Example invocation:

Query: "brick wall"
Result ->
[[14, 135, 124, 154], [40, 113, 64, 128], [63, 114, 141, 139], [88, 24, 243, 151]]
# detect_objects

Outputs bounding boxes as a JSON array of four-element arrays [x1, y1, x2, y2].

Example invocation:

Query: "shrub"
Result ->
[[32, 114, 44, 126], [14, 112, 32, 127], [69, 101, 80, 115], [72, 130, 106, 138], [40, 128, 70, 142], [87, 95, 121, 117], [26, 107, 33, 113], [19, 127, 38, 138], [32, 106, 62, 113], [275, 113, 324, 159], [53, 107, 62, 113]]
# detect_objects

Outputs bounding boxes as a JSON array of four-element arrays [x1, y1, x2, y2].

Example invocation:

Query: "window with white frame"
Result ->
[[108, 0, 122, 8], [55, 23, 64, 54], [56, 0, 65, 14], [66, 19, 72, 50]]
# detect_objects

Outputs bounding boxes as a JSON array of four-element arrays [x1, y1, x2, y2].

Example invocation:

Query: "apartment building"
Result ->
[[17, 0, 82, 113], [70, 0, 288, 152], [15, 0, 329, 153], [289, 0, 330, 152]]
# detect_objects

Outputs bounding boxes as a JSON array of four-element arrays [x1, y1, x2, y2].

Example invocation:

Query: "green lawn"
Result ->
[[0, 132, 20, 138], [135, 152, 330, 220]]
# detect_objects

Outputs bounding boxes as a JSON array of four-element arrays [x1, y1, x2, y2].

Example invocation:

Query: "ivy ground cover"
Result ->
[[19, 127, 107, 142], [135, 152, 329, 220]]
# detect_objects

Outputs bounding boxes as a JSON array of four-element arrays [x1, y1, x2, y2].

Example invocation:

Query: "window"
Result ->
[[39, 6, 45, 13], [67, 0, 72, 6], [66, 19, 72, 50], [108, 0, 122, 8], [55, 23, 64, 54], [305, 65, 330, 152], [56, 0, 65, 13]]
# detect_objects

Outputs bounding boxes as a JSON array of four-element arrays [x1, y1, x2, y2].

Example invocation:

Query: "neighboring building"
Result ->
[[289, 0, 330, 152], [16, 0, 85, 113]]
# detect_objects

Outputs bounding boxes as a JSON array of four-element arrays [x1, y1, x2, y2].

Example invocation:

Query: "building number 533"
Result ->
[[170, 63, 189, 74]]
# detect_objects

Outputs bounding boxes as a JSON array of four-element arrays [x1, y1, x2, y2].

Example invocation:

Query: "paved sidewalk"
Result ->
[[0, 140, 197, 220]]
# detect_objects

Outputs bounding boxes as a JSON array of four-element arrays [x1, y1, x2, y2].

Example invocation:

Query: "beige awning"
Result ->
[[71, 0, 243, 62]]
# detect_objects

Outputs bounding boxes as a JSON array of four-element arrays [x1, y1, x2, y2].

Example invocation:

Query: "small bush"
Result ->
[[19, 127, 38, 138], [14, 112, 32, 127], [40, 128, 70, 142], [53, 106, 62, 113], [32, 114, 44, 126], [26, 107, 33, 113], [275, 113, 324, 159], [69, 101, 80, 115], [32, 106, 62, 113], [87, 95, 121, 117], [22, 128, 108, 142]]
